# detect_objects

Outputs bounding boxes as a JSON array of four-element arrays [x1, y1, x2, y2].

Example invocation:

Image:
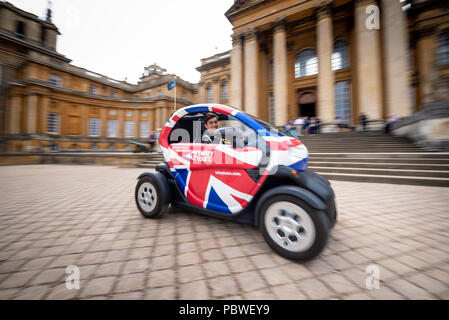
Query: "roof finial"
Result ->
[[46, 0, 53, 22]]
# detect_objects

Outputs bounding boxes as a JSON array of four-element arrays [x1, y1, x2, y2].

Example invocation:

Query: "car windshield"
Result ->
[[255, 119, 295, 138]]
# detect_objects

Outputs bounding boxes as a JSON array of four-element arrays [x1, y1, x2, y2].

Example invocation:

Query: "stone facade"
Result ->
[[0, 2, 198, 152], [198, 0, 449, 129]]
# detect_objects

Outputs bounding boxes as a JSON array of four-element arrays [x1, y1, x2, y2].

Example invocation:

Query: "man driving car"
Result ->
[[202, 112, 220, 144]]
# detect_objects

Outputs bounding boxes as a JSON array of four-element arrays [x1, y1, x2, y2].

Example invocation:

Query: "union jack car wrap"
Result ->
[[159, 104, 309, 214]]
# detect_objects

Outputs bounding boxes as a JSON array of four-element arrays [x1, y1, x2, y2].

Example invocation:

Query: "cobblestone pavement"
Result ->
[[0, 165, 448, 300]]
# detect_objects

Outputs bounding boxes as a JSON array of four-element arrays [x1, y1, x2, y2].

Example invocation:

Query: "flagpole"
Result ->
[[174, 76, 177, 112]]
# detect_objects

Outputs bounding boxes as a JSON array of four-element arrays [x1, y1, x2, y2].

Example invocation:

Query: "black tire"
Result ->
[[135, 174, 170, 218], [327, 200, 338, 229], [259, 194, 329, 261]]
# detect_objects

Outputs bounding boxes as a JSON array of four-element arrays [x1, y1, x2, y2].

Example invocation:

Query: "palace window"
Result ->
[[89, 85, 98, 95], [269, 93, 275, 124], [16, 21, 25, 39], [111, 92, 117, 97], [126, 111, 133, 117], [206, 85, 212, 103], [107, 120, 118, 138], [47, 113, 60, 134], [125, 120, 134, 138], [332, 39, 349, 71], [109, 109, 116, 116], [142, 111, 148, 117], [49, 74, 62, 87], [295, 48, 318, 78], [335, 81, 351, 124], [140, 121, 149, 138], [221, 80, 228, 102], [40, 25, 46, 45], [437, 32, 449, 66], [88, 118, 101, 137]]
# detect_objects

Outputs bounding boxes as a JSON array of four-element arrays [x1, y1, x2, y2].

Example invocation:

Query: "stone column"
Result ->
[[25, 94, 38, 134], [355, 0, 383, 120], [134, 110, 139, 138], [231, 33, 243, 109], [8, 95, 21, 134], [244, 29, 259, 117], [382, 0, 411, 117], [154, 106, 162, 131], [416, 30, 437, 105], [148, 109, 154, 133], [100, 107, 107, 137], [81, 105, 88, 137], [40, 96, 50, 134], [317, 5, 335, 124], [198, 82, 206, 103], [273, 20, 289, 126]]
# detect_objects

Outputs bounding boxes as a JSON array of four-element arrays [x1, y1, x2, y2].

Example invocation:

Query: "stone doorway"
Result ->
[[297, 88, 316, 118]]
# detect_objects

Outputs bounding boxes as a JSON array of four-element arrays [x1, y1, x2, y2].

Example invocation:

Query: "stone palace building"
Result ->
[[1, 0, 448, 151]]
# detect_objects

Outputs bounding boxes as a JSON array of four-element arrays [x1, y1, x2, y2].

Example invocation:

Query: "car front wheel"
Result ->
[[260, 195, 329, 261]]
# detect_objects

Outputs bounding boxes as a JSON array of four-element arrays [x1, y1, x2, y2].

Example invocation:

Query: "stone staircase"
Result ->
[[301, 132, 449, 187], [137, 152, 164, 169], [137, 132, 449, 186]]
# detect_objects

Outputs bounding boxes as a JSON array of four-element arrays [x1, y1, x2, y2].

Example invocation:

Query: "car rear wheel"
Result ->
[[260, 195, 329, 261], [135, 174, 169, 218]]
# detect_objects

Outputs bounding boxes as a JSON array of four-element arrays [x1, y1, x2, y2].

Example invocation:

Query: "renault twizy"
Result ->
[[135, 104, 337, 261]]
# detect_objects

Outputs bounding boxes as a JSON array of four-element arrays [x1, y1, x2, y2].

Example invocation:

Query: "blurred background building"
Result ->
[[1, 0, 448, 152], [0, 1, 198, 152]]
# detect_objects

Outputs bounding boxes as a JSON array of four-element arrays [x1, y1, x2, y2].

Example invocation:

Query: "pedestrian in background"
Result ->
[[147, 132, 156, 152], [359, 113, 368, 132]]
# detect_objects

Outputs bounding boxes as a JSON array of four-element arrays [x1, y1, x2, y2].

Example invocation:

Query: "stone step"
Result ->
[[309, 166, 449, 178], [308, 152, 449, 158], [314, 171, 449, 187], [137, 164, 157, 169], [308, 161, 449, 170], [308, 158, 449, 164]]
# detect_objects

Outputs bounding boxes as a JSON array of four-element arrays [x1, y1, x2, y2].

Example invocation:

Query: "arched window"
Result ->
[[437, 32, 449, 66], [295, 48, 318, 78], [332, 39, 349, 71]]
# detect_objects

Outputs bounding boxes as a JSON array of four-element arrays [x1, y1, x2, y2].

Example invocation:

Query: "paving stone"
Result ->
[[147, 269, 175, 288], [145, 286, 176, 300], [271, 284, 307, 300], [179, 280, 209, 300], [203, 261, 231, 278], [79, 276, 116, 298], [177, 252, 200, 266], [114, 273, 146, 293], [178, 265, 205, 284], [298, 278, 334, 299], [388, 279, 435, 300], [260, 267, 290, 286], [235, 271, 266, 292], [0, 270, 40, 288], [209, 276, 238, 297]]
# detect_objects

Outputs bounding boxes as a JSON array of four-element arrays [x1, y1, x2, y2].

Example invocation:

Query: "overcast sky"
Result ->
[[8, 0, 235, 84]]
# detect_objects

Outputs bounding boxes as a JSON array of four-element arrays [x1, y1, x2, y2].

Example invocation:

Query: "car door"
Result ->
[[167, 117, 266, 214]]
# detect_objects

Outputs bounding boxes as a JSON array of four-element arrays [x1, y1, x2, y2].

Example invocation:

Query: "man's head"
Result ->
[[204, 112, 219, 132]]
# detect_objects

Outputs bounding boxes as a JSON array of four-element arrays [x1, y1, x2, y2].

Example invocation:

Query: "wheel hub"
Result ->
[[265, 202, 316, 253], [138, 182, 157, 212]]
